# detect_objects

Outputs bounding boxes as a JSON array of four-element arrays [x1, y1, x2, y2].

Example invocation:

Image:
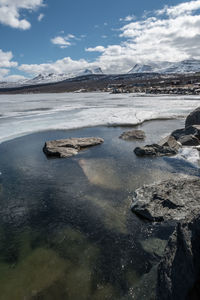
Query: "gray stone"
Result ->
[[178, 134, 200, 146], [119, 129, 145, 140], [159, 135, 181, 152], [43, 137, 104, 158], [185, 107, 200, 128], [134, 144, 177, 157], [131, 177, 200, 222], [156, 212, 200, 300]]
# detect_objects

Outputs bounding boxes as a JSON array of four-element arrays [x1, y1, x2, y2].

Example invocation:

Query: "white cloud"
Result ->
[[0, 49, 18, 68], [0, 49, 19, 81], [0, 0, 44, 30], [4, 74, 27, 82], [85, 46, 105, 52], [51, 34, 76, 48], [157, 0, 200, 17], [120, 15, 136, 22], [18, 57, 96, 75], [38, 13, 44, 21], [0, 68, 10, 80], [10, 0, 200, 77], [51, 37, 71, 48], [95, 0, 200, 72]]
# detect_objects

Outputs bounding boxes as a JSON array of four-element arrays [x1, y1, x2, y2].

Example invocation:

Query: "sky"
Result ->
[[1, 0, 200, 81]]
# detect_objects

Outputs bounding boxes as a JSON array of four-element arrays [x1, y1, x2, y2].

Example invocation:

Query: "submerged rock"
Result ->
[[134, 144, 178, 157], [131, 177, 200, 222], [119, 129, 145, 141], [157, 213, 200, 300], [185, 107, 200, 128], [43, 137, 104, 158]]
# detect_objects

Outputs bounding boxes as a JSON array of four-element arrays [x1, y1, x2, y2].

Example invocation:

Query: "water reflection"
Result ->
[[0, 119, 197, 299]]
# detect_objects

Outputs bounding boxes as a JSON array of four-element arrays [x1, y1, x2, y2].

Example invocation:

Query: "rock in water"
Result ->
[[131, 177, 200, 222], [185, 107, 200, 128], [119, 130, 145, 140], [43, 137, 104, 158], [134, 144, 178, 157], [157, 213, 200, 300]]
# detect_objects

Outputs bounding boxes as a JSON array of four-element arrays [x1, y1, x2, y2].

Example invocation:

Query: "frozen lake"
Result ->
[[0, 92, 200, 143]]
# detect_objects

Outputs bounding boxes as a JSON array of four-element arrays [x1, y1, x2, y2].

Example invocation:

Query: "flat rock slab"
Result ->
[[131, 177, 200, 222], [119, 129, 145, 140], [43, 137, 104, 158]]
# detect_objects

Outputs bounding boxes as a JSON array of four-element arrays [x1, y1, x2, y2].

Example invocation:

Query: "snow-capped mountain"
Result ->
[[0, 67, 104, 88], [79, 67, 103, 76], [128, 64, 155, 73], [128, 59, 200, 74], [26, 68, 104, 85], [161, 59, 200, 74]]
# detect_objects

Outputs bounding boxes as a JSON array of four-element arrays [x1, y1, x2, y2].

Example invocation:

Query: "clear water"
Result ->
[[0, 119, 199, 300]]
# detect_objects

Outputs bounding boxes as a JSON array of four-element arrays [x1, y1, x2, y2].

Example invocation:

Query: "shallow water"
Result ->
[[0, 119, 199, 300]]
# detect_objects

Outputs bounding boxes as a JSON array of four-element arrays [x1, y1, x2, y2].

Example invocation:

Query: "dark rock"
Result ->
[[131, 178, 200, 222], [156, 212, 200, 300], [43, 137, 104, 158], [171, 125, 200, 141], [134, 144, 177, 157], [185, 107, 200, 128], [178, 134, 200, 146], [119, 129, 145, 140]]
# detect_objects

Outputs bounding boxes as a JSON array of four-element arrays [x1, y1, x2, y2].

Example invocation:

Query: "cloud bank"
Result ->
[[3, 0, 200, 79]]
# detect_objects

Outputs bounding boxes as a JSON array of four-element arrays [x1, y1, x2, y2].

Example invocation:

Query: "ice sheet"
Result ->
[[0, 92, 200, 143]]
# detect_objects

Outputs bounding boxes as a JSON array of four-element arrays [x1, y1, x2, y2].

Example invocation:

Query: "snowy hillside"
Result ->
[[0, 67, 104, 88], [128, 59, 200, 74]]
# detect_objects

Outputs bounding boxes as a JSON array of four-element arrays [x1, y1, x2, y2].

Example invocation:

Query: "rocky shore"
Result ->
[[134, 107, 200, 157], [131, 107, 200, 299]]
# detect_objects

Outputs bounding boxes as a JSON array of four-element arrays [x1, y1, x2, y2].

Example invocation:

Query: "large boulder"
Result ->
[[43, 137, 104, 158], [119, 129, 145, 141], [156, 212, 200, 300], [185, 107, 200, 128], [134, 144, 178, 157], [131, 177, 200, 222]]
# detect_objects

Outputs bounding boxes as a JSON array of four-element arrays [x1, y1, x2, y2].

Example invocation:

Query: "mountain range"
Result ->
[[1, 59, 200, 88], [128, 59, 200, 74], [0, 67, 104, 88]]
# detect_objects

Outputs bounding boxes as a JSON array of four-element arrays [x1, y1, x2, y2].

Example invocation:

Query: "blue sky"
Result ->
[[0, 0, 200, 80]]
